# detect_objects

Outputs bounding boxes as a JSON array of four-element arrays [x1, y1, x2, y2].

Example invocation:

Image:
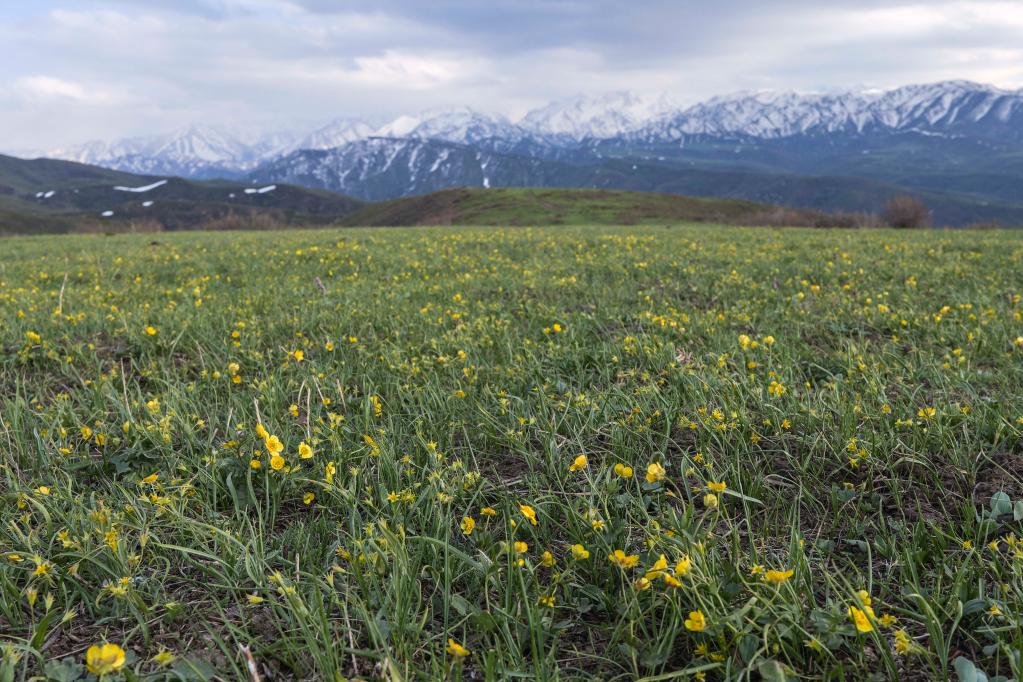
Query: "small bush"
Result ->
[[883, 195, 930, 229]]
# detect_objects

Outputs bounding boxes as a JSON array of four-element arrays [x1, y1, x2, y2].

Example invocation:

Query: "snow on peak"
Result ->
[[41, 80, 1023, 178], [375, 115, 423, 138], [519, 91, 681, 140], [371, 108, 519, 145], [647, 80, 1023, 140], [296, 118, 374, 151]]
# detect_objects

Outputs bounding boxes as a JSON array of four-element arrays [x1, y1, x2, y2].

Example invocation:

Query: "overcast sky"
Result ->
[[3, 0, 1023, 151]]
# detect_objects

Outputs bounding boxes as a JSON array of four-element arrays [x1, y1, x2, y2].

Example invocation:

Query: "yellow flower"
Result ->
[[35, 486, 51, 496], [255, 423, 268, 440], [460, 516, 475, 535], [480, 506, 497, 517], [292, 349, 304, 362], [541, 551, 556, 567], [152, 650, 175, 667], [269, 454, 285, 471], [663, 573, 682, 588], [645, 554, 668, 580], [446, 639, 470, 658], [145, 325, 157, 336], [706, 481, 727, 493], [608, 549, 639, 569], [26, 330, 41, 344], [568, 454, 588, 472], [86, 643, 127, 675], [684, 610, 707, 632], [645, 462, 666, 483], [763, 569, 794, 585], [613, 463, 634, 478], [674, 556, 691, 577], [264, 435, 283, 455], [571, 544, 590, 560], [538, 595, 555, 607], [513, 541, 528, 554], [519, 504, 538, 526], [80, 425, 93, 441], [298, 442, 313, 459], [703, 493, 719, 508], [141, 472, 159, 484], [302, 492, 315, 505], [288, 404, 299, 417], [246, 594, 265, 605], [848, 606, 874, 633], [894, 629, 914, 655]]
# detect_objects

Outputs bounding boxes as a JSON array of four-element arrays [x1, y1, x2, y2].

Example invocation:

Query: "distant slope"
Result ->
[[344, 187, 810, 227], [252, 139, 1023, 227], [0, 154, 363, 235]]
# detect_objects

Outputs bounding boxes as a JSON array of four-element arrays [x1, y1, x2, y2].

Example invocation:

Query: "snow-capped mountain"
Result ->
[[37, 80, 1023, 225], [390, 107, 524, 145], [639, 80, 1023, 142], [47, 81, 1023, 177], [520, 92, 681, 141], [294, 118, 376, 151], [249, 137, 577, 202], [49, 124, 296, 178]]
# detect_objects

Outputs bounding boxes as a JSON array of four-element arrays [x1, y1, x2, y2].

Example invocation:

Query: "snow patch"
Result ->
[[101, 211, 114, 217], [114, 180, 168, 193], [244, 185, 277, 194]]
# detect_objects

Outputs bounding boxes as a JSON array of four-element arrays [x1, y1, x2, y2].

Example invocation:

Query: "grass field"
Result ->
[[339, 189, 774, 228], [2, 224, 1023, 681]]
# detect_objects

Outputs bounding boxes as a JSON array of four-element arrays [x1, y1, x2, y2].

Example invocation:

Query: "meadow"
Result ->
[[1, 224, 1023, 681]]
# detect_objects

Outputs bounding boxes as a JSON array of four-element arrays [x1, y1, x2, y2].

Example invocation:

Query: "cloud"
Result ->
[[15, 76, 91, 100], [0, 0, 1021, 150]]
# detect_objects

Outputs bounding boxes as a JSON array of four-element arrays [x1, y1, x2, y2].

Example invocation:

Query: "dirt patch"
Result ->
[[974, 451, 1023, 505]]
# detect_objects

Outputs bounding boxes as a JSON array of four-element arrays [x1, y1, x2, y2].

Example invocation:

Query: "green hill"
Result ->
[[341, 187, 827, 227], [0, 154, 364, 235], [0, 154, 928, 235]]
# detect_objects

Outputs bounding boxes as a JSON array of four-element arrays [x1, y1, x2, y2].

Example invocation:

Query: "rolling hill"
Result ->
[[0, 154, 363, 236], [341, 187, 814, 227]]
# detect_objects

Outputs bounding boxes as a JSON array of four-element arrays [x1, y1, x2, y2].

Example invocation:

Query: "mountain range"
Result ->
[[25, 81, 1023, 226]]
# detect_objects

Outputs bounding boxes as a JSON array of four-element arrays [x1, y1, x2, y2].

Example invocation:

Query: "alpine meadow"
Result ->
[[2, 224, 1023, 680], [6, 1, 1023, 681]]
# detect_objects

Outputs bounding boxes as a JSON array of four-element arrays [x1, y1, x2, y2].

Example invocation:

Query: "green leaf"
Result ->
[[954, 656, 986, 682], [758, 659, 790, 682], [990, 492, 1012, 516], [43, 658, 86, 682]]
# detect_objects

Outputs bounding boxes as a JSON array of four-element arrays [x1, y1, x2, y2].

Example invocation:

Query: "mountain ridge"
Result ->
[[16, 80, 1023, 226]]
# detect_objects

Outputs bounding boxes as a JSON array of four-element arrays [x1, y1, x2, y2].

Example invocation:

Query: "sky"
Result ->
[[2, 0, 1023, 151]]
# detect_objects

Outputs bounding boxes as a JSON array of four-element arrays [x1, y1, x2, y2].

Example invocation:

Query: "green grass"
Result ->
[[2, 224, 1023, 681], [342, 188, 782, 227]]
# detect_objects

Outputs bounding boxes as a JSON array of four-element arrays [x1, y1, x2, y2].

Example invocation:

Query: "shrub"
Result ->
[[883, 195, 930, 229]]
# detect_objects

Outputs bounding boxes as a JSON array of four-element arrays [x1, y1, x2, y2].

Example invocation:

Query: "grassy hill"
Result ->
[[341, 187, 835, 227], [6, 153, 1002, 235], [0, 154, 364, 235]]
